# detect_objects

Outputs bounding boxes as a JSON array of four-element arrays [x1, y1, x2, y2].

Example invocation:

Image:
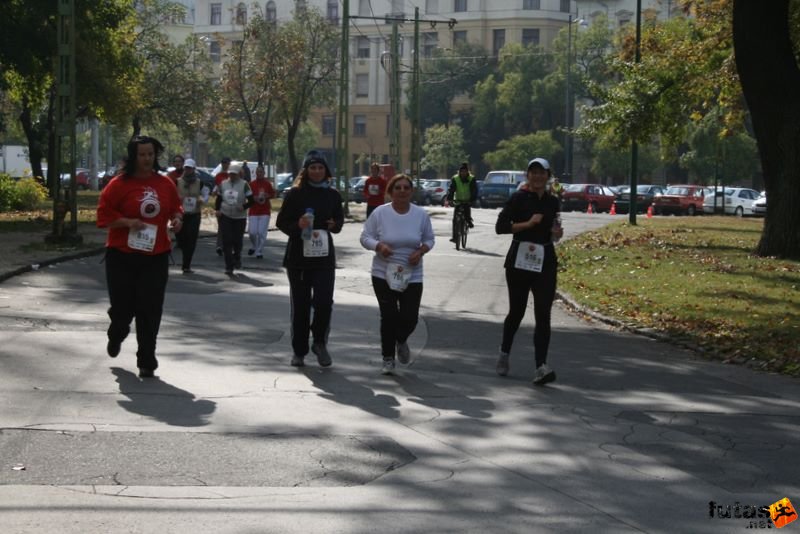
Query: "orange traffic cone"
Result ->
[[610, 202, 617, 215], [587, 203, 594, 214], [646, 205, 654, 218]]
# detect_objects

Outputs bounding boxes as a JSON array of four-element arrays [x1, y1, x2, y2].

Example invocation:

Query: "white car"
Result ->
[[753, 192, 766, 217], [702, 187, 760, 216]]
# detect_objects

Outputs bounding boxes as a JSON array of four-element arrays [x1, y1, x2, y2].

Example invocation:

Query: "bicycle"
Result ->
[[452, 202, 469, 250]]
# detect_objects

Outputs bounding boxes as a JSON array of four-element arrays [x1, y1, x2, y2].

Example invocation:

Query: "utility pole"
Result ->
[[409, 7, 421, 188], [389, 21, 402, 172], [336, 0, 350, 214], [629, 0, 642, 225]]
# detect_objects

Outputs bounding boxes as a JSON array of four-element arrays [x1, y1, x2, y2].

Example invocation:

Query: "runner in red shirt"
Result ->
[[247, 164, 276, 259], [167, 154, 184, 185], [364, 162, 387, 217], [96, 135, 183, 379]]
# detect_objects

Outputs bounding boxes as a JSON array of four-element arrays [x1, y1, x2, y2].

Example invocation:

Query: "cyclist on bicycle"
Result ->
[[446, 162, 478, 243]]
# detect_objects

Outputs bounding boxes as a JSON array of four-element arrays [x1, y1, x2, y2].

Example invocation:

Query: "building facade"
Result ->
[[180, 0, 668, 176]]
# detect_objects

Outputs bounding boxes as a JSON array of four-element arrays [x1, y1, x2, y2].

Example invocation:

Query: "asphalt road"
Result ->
[[0, 207, 797, 533]]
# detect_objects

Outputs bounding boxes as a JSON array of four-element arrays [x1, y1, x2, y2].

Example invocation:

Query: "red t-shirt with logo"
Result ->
[[96, 172, 182, 255], [248, 179, 275, 216], [365, 176, 387, 207]]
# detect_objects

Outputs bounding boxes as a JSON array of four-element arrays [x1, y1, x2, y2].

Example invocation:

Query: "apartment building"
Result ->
[[180, 1, 667, 176]]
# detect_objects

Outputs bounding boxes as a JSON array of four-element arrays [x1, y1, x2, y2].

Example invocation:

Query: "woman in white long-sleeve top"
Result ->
[[360, 174, 435, 375]]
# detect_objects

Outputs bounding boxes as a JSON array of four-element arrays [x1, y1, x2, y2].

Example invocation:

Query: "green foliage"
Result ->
[[205, 118, 255, 163], [591, 134, 661, 183], [679, 110, 759, 184], [0, 175, 47, 212], [273, 122, 319, 170], [421, 124, 467, 176], [483, 131, 562, 170]]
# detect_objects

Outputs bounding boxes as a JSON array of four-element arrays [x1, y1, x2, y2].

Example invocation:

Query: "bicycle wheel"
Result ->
[[460, 215, 468, 249], [454, 211, 462, 250]]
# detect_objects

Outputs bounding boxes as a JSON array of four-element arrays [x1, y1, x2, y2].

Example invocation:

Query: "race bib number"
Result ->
[[182, 197, 197, 212], [368, 184, 380, 196], [257, 192, 266, 204], [302, 229, 330, 257], [223, 189, 239, 206], [128, 223, 158, 252], [386, 262, 412, 292], [514, 241, 545, 272]]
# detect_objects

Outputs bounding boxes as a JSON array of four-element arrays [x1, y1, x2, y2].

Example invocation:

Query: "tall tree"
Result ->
[[279, 8, 339, 175], [733, 0, 800, 259], [483, 131, 562, 171], [421, 124, 467, 178], [222, 12, 304, 165]]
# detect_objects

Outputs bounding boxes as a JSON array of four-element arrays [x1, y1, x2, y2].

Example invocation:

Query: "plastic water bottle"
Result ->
[[301, 208, 314, 240]]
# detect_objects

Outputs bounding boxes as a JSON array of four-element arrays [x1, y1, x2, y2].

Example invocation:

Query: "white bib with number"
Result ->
[[223, 189, 239, 206], [182, 196, 197, 212], [514, 241, 545, 272], [128, 223, 158, 252], [302, 229, 330, 257], [386, 262, 412, 292]]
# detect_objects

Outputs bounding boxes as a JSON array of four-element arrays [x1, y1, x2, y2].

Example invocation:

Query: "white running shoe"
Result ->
[[396, 342, 410, 364], [381, 359, 396, 375], [532, 364, 556, 385]]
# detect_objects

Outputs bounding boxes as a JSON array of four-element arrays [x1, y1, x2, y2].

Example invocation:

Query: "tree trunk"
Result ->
[[733, 0, 800, 259], [287, 119, 299, 177], [132, 116, 142, 138], [18, 100, 45, 186]]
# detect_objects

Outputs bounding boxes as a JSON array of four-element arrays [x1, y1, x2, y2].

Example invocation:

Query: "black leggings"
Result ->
[[105, 248, 169, 370], [287, 268, 336, 357], [176, 213, 201, 270], [371, 277, 423, 360], [500, 261, 557, 367], [220, 215, 246, 270]]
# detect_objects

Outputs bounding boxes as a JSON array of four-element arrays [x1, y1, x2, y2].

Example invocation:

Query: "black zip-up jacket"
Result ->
[[276, 183, 344, 269], [495, 189, 560, 270]]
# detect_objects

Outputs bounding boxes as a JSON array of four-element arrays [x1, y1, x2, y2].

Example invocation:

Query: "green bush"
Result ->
[[13, 177, 48, 210], [0, 174, 18, 212], [0, 175, 48, 212]]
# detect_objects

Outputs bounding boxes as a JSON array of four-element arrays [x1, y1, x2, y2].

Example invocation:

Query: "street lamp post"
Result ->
[[629, 0, 642, 224], [564, 15, 584, 182]]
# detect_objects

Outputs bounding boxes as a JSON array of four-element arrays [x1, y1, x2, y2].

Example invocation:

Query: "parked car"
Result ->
[[276, 172, 295, 199], [349, 176, 367, 203], [561, 184, 617, 213], [702, 187, 760, 216], [753, 192, 767, 217], [60, 168, 91, 190], [422, 179, 450, 205], [614, 184, 666, 214], [652, 185, 706, 215], [211, 160, 258, 179], [478, 170, 526, 208]]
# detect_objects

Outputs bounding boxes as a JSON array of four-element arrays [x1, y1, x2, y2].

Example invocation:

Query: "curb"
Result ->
[[0, 246, 106, 284]]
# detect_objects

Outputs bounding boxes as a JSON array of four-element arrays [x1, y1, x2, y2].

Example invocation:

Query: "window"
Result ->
[[454, 0, 467, 12], [423, 32, 439, 57], [560, 0, 570, 13], [391, 0, 404, 15], [322, 115, 335, 136], [358, 0, 370, 16], [426, 0, 439, 14], [356, 74, 369, 97], [493, 29, 505, 57], [354, 114, 367, 136], [210, 3, 222, 25], [209, 41, 221, 62], [523, 0, 540, 9], [327, 0, 338, 22], [453, 30, 467, 46], [357, 36, 370, 58], [522, 28, 540, 46], [266, 1, 277, 22], [235, 3, 247, 25]]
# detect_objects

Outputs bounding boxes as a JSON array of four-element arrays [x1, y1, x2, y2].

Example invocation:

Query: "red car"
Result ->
[[652, 185, 705, 216], [561, 184, 617, 213]]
